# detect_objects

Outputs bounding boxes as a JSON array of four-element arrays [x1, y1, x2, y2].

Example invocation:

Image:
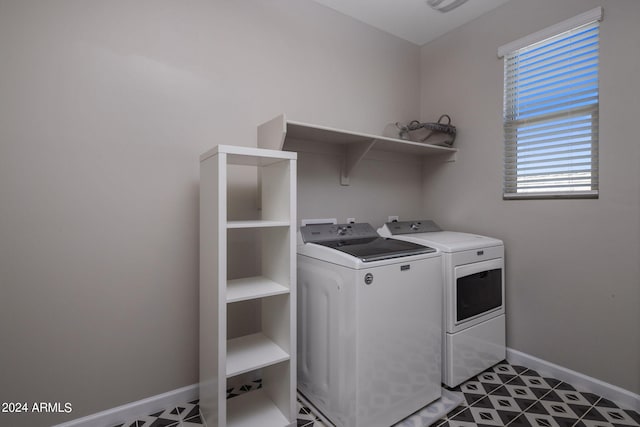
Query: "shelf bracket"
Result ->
[[340, 139, 378, 185], [257, 114, 287, 151], [446, 150, 457, 162]]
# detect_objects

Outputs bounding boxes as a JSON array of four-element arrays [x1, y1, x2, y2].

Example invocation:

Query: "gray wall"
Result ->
[[0, 1, 421, 425], [420, 0, 640, 394]]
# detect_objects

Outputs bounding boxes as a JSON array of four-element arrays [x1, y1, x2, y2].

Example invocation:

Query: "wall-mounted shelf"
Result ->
[[257, 114, 457, 185]]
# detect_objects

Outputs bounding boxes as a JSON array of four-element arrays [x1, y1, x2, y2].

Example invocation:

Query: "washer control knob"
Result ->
[[337, 226, 348, 235], [410, 222, 421, 231], [364, 273, 374, 285]]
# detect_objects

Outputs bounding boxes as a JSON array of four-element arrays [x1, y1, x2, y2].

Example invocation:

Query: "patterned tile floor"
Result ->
[[111, 399, 203, 427], [115, 362, 640, 427], [435, 363, 640, 427]]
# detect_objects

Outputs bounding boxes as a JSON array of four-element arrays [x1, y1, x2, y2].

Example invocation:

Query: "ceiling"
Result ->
[[311, 0, 512, 46]]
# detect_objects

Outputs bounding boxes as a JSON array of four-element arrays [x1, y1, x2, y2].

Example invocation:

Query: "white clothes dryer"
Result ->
[[379, 220, 506, 388], [297, 223, 443, 427]]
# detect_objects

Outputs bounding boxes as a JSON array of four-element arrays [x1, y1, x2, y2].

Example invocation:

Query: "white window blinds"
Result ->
[[502, 17, 600, 199]]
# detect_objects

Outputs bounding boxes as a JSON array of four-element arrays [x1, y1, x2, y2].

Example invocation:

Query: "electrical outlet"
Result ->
[[388, 215, 399, 223], [347, 218, 356, 224]]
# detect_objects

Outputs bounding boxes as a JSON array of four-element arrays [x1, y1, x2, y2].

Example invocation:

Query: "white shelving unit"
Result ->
[[200, 144, 296, 427], [257, 113, 457, 185], [227, 220, 290, 229]]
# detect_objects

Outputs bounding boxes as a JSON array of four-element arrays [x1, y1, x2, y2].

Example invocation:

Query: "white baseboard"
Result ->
[[51, 384, 199, 427], [506, 347, 640, 411]]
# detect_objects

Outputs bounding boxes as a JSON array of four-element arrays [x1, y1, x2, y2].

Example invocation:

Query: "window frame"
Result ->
[[498, 8, 603, 200]]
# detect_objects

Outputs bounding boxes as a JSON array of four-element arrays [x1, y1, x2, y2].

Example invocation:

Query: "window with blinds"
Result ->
[[502, 18, 600, 199]]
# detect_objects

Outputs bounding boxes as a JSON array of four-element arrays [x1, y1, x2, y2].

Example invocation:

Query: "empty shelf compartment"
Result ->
[[227, 389, 289, 427], [226, 333, 290, 378]]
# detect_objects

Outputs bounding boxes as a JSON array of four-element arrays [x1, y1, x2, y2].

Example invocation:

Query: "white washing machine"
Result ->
[[379, 220, 506, 388], [297, 223, 443, 427]]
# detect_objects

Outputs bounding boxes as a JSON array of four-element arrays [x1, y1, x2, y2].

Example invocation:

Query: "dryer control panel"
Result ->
[[300, 223, 378, 243], [383, 220, 442, 235]]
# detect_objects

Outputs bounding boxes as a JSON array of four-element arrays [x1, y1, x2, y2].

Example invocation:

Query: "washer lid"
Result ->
[[315, 237, 435, 263], [300, 222, 436, 262]]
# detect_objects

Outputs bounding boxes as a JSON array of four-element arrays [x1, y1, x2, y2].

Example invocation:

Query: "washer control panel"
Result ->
[[383, 220, 442, 235], [300, 223, 378, 243]]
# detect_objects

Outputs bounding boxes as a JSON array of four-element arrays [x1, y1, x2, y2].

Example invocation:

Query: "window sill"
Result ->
[[503, 191, 599, 200]]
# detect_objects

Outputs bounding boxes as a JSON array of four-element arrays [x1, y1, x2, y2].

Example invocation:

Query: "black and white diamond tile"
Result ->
[[580, 420, 614, 427], [115, 399, 203, 427], [119, 413, 181, 427], [440, 420, 479, 427], [491, 362, 522, 382], [519, 370, 559, 391], [297, 402, 323, 427], [554, 389, 598, 408], [476, 371, 505, 386], [487, 394, 523, 414], [457, 381, 494, 406], [469, 406, 507, 426], [438, 363, 640, 427], [226, 378, 262, 399], [178, 400, 204, 425], [504, 383, 541, 401], [505, 378, 554, 401], [522, 411, 579, 427], [538, 399, 581, 419], [585, 405, 640, 426], [447, 408, 479, 425], [148, 407, 182, 424]]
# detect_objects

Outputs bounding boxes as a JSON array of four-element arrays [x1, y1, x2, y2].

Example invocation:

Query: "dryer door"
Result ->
[[451, 258, 504, 332]]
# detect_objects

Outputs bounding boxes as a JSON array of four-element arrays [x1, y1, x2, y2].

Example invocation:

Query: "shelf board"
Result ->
[[257, 114, 456, 185], [227, 389, 289, 427], [259, 114, 456, 156], [227, 276, 289, 303], [226, 333, 290, 378], [286, 119, 457, 160], [288, 120, 454, 151], [200, 144, 296, 164], [227, 220, 289, 229]]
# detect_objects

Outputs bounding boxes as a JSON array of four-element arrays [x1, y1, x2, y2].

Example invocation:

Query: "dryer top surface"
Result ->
[[379, 221, 502, 253]]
